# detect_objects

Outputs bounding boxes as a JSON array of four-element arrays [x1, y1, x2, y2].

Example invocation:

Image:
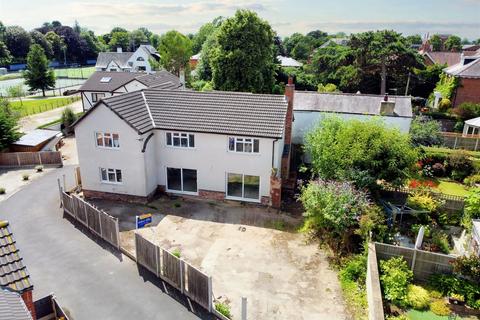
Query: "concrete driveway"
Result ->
[[94, 196, 348, 320], [0, 166, 210, 320]]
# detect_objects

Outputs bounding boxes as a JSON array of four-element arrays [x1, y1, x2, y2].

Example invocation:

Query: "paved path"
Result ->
[[18, 100, 83, 133], [0, 166, 208, 320]]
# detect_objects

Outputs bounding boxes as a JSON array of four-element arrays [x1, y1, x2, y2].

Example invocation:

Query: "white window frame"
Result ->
[[228, 137, 260, 154], [225, 172, 261, 203], [166, 132, 195, 148], [100, 168, 123, 184], [95, 132, 120, 149], [91, 93, 105, 103], [165, 167, 198, 195]]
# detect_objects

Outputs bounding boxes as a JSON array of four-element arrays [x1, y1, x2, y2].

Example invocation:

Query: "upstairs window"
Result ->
[[96, 132, 120, 148], [166, 132, 195, 148], [100, 168, 122, 184], [136, 57, 145, 61], [228, 137, 259, 153]]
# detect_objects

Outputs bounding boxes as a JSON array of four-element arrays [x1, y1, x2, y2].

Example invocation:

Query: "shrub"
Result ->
[[357, 205, 389, 242], [448, 151, 474, 181], [450, 293, 464, 302], [428, 274, 480, 308], [430, 300, 450, 316], [339, 254, 367, 284], [463, 188, 480, 230], [431, 230, 450, 254], [35, 165, 43, 172], [215, 302, 231, 319], [453, 102, 480, 120], [464, 174, 480, 186], [452, 255, 480, 282], [438, 98, 452, 111], [0, 187, 5, 194], [438, 210, 462, 226], [406, 284, 430, 310], [380, 257, 413, 305], [407, 190, 442, 213], [432, 163, 446, 177], [411, 224, 432, 238], [429, 290, 443, 299], [410, 117, 443, 147], [22, 174, 29, 181], [61, 107, 78, 134], [172, 248, 181, 258]]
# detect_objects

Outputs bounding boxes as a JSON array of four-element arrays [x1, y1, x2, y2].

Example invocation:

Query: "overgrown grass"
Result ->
[[424, 146, 480, 160], [337, 254, 368, 320], [10, 96, 80, 116], [215, 302, 232, 319]]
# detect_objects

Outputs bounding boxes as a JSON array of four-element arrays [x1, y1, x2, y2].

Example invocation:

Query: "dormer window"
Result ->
[[137, 57, 145, 61]]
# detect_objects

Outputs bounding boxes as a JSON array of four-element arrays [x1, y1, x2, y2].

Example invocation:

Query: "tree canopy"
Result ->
[[23, 44, 55, 96], [305, 117, 418, 190], [5, 26, 31, 62], [158, 30, 192, 76], [0, 98, 20, 151], [210, 10, 276, 93]]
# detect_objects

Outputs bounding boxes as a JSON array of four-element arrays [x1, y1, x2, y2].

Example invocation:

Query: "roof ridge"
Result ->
[[141, 91, 156, 129]]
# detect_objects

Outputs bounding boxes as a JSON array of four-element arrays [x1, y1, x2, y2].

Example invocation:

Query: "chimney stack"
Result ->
[[281, 76, 295, 180], [117, 47, 122, 53], [179, 69, 186, 89]]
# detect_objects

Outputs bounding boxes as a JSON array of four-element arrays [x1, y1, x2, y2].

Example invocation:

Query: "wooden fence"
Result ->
[[374, 242, 454, 280], [61, 191, 120, 249], [135, 233, 212, 311], [441, 132, 480, 151], [380, 186, 465, 212], [0, 151, 62, 168]]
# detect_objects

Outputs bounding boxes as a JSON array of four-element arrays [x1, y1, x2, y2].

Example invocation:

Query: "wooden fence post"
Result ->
[[38, 153, 42, 165], [16, 153, 20, 166]]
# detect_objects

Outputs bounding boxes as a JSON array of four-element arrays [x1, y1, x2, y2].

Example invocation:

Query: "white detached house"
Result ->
[[95, 45, 161, 73], [73, 88, 293, 207]]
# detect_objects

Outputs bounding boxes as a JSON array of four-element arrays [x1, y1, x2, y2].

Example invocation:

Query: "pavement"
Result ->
[[0, 167, 54, 202], [18, 99, 83, 133], [0, 166, 210, 320], [95, 196, 349, 320]]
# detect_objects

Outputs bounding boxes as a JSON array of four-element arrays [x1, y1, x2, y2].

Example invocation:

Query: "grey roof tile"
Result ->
[[95, 52, 133, 69], [0, 287, 32, 320], [97, 89, 288, 138]]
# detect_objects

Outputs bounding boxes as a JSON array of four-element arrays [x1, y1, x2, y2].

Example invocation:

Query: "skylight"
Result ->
[[100, 77, 112, 83]]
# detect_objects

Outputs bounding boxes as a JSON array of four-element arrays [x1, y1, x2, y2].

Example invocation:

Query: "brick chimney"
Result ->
[[281, 77, 295, 180]]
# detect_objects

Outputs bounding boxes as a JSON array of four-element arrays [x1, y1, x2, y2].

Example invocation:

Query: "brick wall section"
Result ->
[[198, 190, 225, 201], [83, 189, 151, 204], [281, 78, 294, 180], [270, 175, 282, 209], [22, 290, 36, 320], [453, 78, 480, 107]]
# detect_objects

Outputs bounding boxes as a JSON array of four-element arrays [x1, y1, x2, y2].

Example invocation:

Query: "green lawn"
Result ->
[[10, 96, 80, 116], [407, 309, 477, 320], [436, 179, 470, 197], [0, 73, 22, 81], [54, 67, 95, 79]]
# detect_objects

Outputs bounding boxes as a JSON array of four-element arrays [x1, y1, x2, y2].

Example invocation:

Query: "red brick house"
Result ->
[[444, 55, 480, 107]]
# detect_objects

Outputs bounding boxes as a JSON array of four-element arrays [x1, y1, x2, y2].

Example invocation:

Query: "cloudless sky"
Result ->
[[1, 0, 479, 39]]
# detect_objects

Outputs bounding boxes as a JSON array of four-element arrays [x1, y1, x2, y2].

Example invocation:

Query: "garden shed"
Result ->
[[10, 129, 62, 152], [462, 117, 480, 136]]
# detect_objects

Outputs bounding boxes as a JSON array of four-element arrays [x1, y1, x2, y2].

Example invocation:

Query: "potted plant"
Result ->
[[449, 293, 465, 306]]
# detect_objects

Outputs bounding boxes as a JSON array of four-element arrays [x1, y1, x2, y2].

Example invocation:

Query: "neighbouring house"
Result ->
[[73, 85, 294, 207], [0, 221, 35, 319], [189, 53, 201, 69], [10, 129, 62, 152], [319, 38, 349, 48], [95, 45, 160, 73], [422, 51, 466, 67], [0, 287, 33, 320], [292, 91, 413, 145], [277, 56, 303, 68], [78, 70, 182, 111], [444, 55, 480, 107]]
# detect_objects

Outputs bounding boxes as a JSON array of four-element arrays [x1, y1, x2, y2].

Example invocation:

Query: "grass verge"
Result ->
[[10, 96, 80, 116]]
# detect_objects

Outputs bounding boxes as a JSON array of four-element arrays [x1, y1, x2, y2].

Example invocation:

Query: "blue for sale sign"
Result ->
[[136, 214, 153, 229]]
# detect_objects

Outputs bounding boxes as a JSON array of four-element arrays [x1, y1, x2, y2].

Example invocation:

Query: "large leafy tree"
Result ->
[[0, 41, 11, 66], [109, 31, 130, 52], [24, 44, 55, 97], [129, 29, 148, 50], [445, 35, 462, 52], [5, 26, 31, 61], [158, 30, 192, 76], [45, 31, 66, 62], [430, 34, 443, 51], [305, 117, 418, 190], [54, 25, 90, 63], [211, 10, 276, 93], [0, 98, 20, 151], [30, 30, 53, 58], [192, 20, 219, 54]]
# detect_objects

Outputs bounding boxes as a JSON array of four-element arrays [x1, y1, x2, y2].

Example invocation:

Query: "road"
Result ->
[[18, 99, 83, 132], [0, 166, 208, 320]]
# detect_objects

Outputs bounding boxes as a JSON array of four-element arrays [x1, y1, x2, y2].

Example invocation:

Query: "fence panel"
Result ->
[[86, 203, 101, 236], [0, 153, 18, 166], [62, 192, 75, 217], [135, 233, 159, 276], [17, 152, 37, 166], [40, 152, 62, 165], [0, 151, 62, 167], [100, 212, 119, 249], [184, 263, 211, 310], [72, 195, 88, 227], [161, 249, 183, 290]]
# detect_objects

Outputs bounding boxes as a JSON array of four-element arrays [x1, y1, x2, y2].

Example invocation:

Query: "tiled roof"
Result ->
[[444, 57, 480, 78], [95, 52, 133, 69], [0, 222, 32, 293], [136, 70, 182, 89], [424, 52, 463, 67], [79, 71, 181, 92], [293, 91, 413, 118], [0, 287, 32, 320], [277, 56, 303, 67], [77, 89, 288, 138]]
